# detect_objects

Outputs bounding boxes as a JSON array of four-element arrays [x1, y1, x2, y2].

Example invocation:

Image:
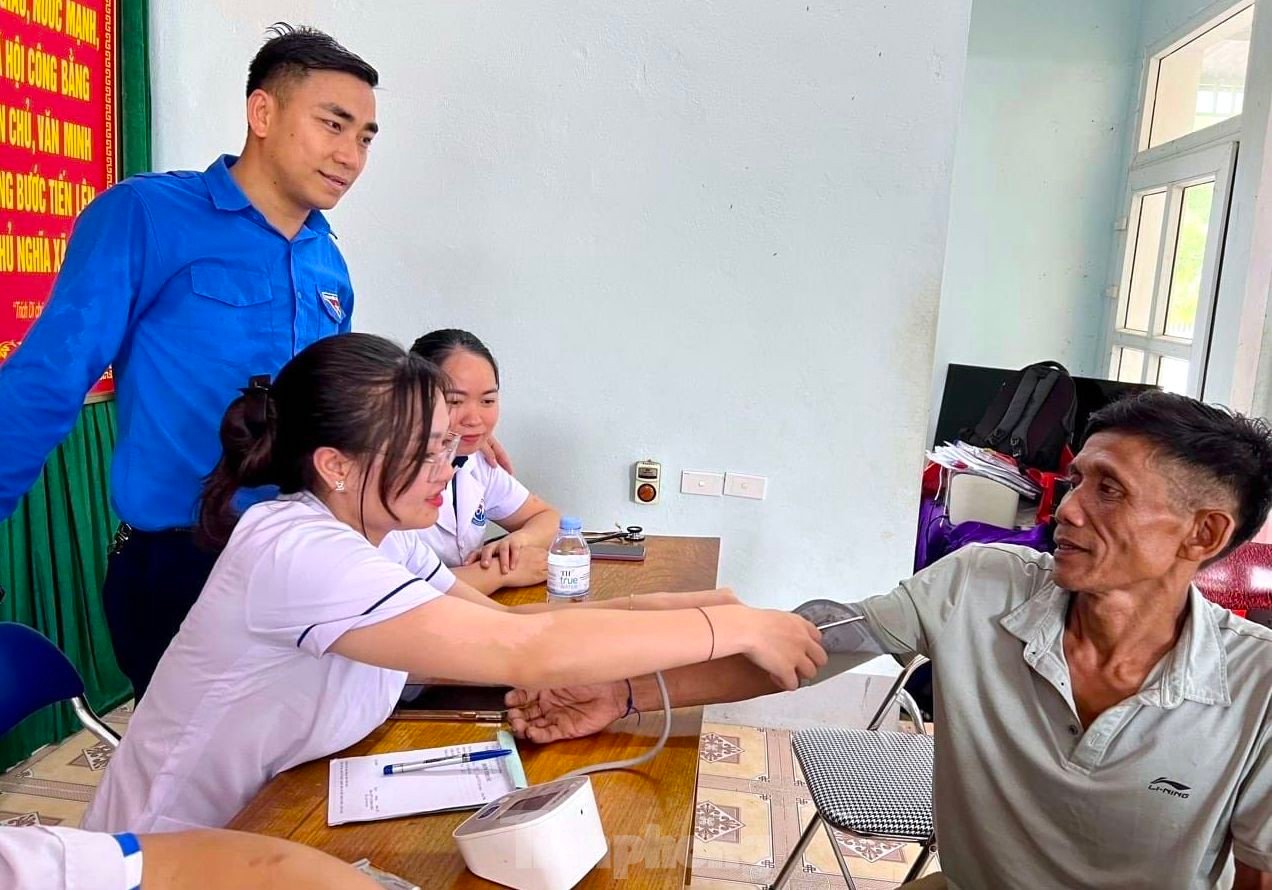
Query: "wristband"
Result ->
[[112, 833, 143, 890]]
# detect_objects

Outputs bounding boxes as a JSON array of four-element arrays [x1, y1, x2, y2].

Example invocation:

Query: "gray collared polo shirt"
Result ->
[[853, 544, 1271, 889]]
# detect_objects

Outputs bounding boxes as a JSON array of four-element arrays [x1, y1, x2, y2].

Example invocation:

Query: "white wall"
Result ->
[[149, 2, 973, 608], [929, 0, 1143, 438], [1140, 0, 1236, 45]]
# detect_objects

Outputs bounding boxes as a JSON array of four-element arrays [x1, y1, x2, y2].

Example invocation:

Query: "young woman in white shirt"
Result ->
[[410, 329, 557, 594], [82, 333, 825, 833]]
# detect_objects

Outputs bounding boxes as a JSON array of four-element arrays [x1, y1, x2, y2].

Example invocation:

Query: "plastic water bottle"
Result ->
[[547, 516, 591, 602]]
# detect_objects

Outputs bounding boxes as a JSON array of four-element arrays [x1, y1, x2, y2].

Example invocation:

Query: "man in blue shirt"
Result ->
[[0, 25, 380, 697]]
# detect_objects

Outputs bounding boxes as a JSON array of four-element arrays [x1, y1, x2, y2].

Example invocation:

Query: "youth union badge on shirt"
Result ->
[[320, 291, 345, 323], [471, 500, 488, 527]]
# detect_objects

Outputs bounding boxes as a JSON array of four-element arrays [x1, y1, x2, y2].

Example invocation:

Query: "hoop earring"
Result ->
[[335, 480, 346, 492]]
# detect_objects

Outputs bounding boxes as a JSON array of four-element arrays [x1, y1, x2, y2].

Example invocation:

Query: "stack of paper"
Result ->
[[328, 730, 528, 826], [927, 441, 1042, 499]]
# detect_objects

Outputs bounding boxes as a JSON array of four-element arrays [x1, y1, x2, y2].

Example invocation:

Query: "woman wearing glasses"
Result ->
[[82, 333, 827, 833], [410, 329, 558, 594]]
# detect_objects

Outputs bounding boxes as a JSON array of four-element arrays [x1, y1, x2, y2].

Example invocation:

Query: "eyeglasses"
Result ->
[[422, 431, 461, 482]]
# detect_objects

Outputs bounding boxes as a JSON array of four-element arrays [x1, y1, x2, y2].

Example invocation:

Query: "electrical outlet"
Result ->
[[724, 472, 767, 500], [681, 470, 724, 497]]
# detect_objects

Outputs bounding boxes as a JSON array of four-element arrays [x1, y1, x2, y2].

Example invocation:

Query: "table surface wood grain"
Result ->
[[229, 535, 721, 888]]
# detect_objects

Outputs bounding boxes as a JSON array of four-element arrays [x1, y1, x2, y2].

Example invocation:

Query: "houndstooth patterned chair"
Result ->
[[770, 656, 936, 890]]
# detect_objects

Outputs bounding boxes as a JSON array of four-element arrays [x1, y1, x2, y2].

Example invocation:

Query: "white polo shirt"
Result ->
[[857, 544, 1271, 889], [0, 826, 140, 890], [81, 492, 453, 833], [417, 454, 530, 566]]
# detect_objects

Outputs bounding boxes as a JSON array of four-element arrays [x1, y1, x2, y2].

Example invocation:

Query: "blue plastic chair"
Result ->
[[0, 621, 121, 748]]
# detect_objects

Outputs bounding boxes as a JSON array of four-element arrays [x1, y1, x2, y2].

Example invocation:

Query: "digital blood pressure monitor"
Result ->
[[452, 776, 606, 890]]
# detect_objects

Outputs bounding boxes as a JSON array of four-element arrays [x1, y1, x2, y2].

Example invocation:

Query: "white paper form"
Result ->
[[327, 729, 528, 826]]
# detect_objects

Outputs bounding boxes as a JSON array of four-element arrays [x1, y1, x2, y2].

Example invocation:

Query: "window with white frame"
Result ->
[[1107, 1, 1253, 395], [1143, 4, 1253, 150]]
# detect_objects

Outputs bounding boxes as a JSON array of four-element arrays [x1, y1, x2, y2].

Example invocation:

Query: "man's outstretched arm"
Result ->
[[507, 600, 888, 743]]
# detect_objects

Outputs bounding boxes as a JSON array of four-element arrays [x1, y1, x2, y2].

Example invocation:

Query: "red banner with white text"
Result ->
[[0, 0, 116, 399]]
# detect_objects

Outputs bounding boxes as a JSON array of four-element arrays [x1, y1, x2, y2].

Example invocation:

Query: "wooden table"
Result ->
[[230, 535, 720, 888]]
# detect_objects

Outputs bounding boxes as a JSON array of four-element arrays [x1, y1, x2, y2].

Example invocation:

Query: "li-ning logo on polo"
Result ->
[[1148, 777, 1191, 799], [471, 501, 487, 528]]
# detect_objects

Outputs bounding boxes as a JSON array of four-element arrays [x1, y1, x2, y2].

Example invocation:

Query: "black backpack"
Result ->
[[960, 361, 1077, 471]]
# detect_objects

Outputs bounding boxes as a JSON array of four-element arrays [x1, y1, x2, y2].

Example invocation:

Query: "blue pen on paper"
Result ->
[[383, 749, 514, 776]]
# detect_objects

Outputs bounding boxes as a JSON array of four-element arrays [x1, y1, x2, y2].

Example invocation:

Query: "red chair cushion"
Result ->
[[1195, 542, 1272, 612]]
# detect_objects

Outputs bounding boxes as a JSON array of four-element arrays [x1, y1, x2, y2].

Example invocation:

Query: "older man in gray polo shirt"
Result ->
[[507, 391, 1272, 889]]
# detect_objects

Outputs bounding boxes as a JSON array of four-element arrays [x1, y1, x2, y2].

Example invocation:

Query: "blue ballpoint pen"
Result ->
[[383, 749, 514, 776]]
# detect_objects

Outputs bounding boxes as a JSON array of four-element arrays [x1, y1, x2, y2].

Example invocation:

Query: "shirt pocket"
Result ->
[[174, 262, 272, 333], [189, 263, 273, 309]]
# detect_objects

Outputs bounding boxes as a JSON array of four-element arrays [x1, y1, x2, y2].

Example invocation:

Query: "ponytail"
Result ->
[[195, 335, 445, 552], [197, 376, 278, 550]]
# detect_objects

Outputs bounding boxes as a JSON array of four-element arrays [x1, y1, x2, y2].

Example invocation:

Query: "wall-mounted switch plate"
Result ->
[[681, 470, 724, 497], [724, 472, 767, 500]]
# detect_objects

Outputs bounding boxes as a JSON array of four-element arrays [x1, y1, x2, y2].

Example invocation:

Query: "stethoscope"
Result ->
[[583, 524, 646, 544], [473, 524, 644, 560]]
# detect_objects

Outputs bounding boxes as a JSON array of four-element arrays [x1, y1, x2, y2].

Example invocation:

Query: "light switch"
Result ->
[[680, 470, 724, 497], [724, 472, 767, 500]]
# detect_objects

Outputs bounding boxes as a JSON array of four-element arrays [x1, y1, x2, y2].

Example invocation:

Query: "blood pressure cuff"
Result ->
[[793, 599, 892, 686]]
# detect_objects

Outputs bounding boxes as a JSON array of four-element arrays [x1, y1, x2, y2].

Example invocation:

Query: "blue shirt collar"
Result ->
[[203, 154, 333, 237]]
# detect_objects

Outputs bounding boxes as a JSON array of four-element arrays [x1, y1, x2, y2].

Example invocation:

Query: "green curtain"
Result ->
[[0, 405, 124, 771], [118, 0, 152, 177], [0, 0, 151, 772]]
